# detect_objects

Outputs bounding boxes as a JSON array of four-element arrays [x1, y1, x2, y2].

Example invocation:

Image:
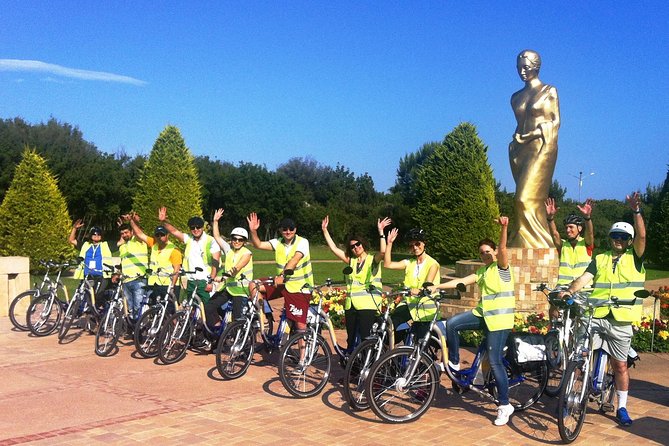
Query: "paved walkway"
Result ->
[[1, 316, 668, 446]]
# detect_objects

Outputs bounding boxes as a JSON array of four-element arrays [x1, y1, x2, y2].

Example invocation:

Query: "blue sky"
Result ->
[[1, 2, 668, 201]]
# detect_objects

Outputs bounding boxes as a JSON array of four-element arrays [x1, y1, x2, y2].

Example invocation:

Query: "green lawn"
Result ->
[[646, 268, 669, 281]]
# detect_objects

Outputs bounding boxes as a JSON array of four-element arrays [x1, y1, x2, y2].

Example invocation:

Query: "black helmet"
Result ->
[[405, 228, 427, 242], [89, 226, 102, 236], [187, 216, 205, 228], [563, 214, 584, 227]]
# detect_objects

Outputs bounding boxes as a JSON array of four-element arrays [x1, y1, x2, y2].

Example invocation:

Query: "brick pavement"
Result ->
[[1, 316, 668, 446]]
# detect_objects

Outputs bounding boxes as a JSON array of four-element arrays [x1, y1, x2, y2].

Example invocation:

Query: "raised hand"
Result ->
[[626, 191, 642, 212], [158, 207, 167, 222], [577, 198, 594, 218], [544, 197, 558, 218], [498, 216, 509, 227], [213, 208, 224, 222], [321, 215, 329, 231], [247, 212, 260, 232], [377, 217, 392, 234], [73, 219, 84, 229], [387, 227, 399, 244]]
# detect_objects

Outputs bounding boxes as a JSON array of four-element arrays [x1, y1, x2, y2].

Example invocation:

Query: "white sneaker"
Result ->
[[494, 404, 514, 426]]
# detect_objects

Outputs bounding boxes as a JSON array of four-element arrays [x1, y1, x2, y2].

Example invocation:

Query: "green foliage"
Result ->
[[132, 126, 203, 234], [647, 166, 669, 266], [412, 123, 499, 263], [495, 182, 515, 222], [548, 179, 567, 202], [0, 148, 74, 268], [391, 141, 440, 209]]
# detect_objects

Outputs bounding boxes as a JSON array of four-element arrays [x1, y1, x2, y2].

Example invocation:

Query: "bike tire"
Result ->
[[27, 293, 62, 337], [58, 293, 81, 340], [365, 346, 439, 423], [557, 361, 588, 443], [344, 338, 387, 411], [279, 331, 332, 398], [544, 331, 566, 397], [9, 290, 38, 331], [134, 307, 165, 358], [216, 320, 255, 379], [158, 311, 193, 364], [95, 307, 123, 357], [502, 360, 548, 411]]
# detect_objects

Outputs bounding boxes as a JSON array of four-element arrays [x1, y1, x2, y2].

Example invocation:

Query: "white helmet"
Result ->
[[230, 227, 249, 240], [609, 222, 634, 238]]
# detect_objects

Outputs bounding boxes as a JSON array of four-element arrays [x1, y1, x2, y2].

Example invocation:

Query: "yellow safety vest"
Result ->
[[275, 235, 313, 293], [119, 236, 149, 282], [591, 250, 645, 322], [220, 246, 253, 297], [149, 242, 179, 286], [345, 256, 383, 311], [74, 241, 113, 279], [402, 254, 441, 322], [474, 262, 515, 331], [557, 237, 591, 285]]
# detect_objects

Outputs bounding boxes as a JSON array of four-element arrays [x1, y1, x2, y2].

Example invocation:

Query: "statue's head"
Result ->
[[517, 50, 541, 81]]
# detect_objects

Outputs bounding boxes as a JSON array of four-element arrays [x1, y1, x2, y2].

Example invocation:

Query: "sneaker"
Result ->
[[616, 407, 633, 426], [494, 404, 515, 426]]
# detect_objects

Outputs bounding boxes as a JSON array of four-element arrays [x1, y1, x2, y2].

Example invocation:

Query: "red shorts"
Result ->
[[260, 278, 310, 324]]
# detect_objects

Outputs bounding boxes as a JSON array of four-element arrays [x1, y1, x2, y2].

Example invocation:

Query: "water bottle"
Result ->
[[594, 349, 608, 391]]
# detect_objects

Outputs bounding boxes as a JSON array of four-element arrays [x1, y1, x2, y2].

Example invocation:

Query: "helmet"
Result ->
[[405, 228, 427, 242], [89, 226, 102, 236], [609, 222, 634, 238], [187, 216, 205, 228], [563, 214, 584, 227], [230, 227, 249, 240], [154, 225, 168, 236]]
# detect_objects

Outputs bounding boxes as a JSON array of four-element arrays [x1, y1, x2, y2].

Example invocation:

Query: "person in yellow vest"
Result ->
[[430, 216, 515, 426], [321, 215, 391, 351], [247, 213, 313, 332], [206, 208, 253, 326], [127, 215, 182, 310], [117, 221, 149, 321], [384, 227, 441, 342], [68, 219, 119, 314], [562, 192, 646, 427], [158, 207, 220, 307]]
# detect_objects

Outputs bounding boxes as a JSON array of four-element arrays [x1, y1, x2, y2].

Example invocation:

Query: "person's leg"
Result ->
[[391, 305, 412, 344], [345, 307, 359, 350], [231, 295, 248, 320], [486, 328, 511, 404], [123, 279, 144, 321], [445, 310, 482, 367], [357, 309, 378, 340], [204, 291, 229, 330]]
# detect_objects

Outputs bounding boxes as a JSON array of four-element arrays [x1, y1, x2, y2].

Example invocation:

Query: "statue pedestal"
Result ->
[[440, 248, 558, 319], [0, 257, 31, 317]]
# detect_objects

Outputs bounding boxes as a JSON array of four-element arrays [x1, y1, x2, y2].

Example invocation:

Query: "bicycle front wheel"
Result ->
[[279, 331, 332, 398], [95, 308, 123, 357], [344, 338, 387, 411], [557, 361, 588, 443], [27, 294, 62, 336], [134, 307, 165, 358], [158, 311, 193, 364], [10, 290, 38, 331], [58, 293, 81, 340], [366, 347, 439, 423], [216, 320, 255, 379], [544, 331, 566, 397]]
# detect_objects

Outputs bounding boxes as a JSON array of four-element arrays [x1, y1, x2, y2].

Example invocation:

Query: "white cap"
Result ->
[[609, 222, 634, 238], [230, 227, 249, 239]]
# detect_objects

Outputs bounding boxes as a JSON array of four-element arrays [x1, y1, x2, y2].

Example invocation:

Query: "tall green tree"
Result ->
[[0, 148, 73, 268], [391, 141, 440, 208], [132, 126, 203, 234], [647, 166, 669, 266], [413, 123, 499, 263]]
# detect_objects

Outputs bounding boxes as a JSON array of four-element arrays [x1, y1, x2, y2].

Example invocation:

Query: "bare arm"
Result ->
[[566, 272, 595, 294], [228, 252, 252, 277], [69, 219, 83, 247], [212, 208, 230, 251], [246, 212, 273, 251], [321, 215, 348, 262], [432, 273, 477, 291], [128, 213, 149, 244], [373, 217, 391, 263], [577, 198, 595, 246], [497, 216, 509, 269], [158, 207, 186, 243], [627, 192, 646, 257], [383, 228, 408, 270], [544, 198, 562, 249]]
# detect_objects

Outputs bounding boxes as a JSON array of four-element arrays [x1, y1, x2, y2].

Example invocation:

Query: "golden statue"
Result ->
[[508, 49, 560, 248]]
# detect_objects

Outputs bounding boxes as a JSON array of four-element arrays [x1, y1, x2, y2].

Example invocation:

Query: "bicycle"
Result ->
[[157, 270, 232, 364], [10, 260, 62, 331], [95, 269, 149, 357], [365, 283, 548, 423], [133, 268, 181, 358], [556, 288, 649, 443], [26, 261, 73, 337], [277, 277, 352, 398]]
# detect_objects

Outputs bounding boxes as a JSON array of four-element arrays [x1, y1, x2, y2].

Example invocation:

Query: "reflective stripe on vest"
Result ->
[[275, 235, 314, 293], [119, 236, 148, 281], [345, 256, 383, 311], [474, 262, 515, 331], [402, 254, 441, 322], [221, 247, 253, 296], [557, 237, 592, 285], [75, 241, 113, 279], [149, 242, 178, 286], [591, 250, 645, 322]]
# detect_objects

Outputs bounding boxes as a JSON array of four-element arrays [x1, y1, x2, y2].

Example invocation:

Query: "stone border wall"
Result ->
[[0, 257, 31, 317]]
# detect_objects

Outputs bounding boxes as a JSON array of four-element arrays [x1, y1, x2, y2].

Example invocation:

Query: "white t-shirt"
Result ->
[[183, 233, 220, 280], [269, 237, 310, 257]]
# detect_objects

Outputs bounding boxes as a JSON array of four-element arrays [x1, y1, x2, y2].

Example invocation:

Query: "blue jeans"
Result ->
[[123, 278, 147, 321], [446, 310, 511, 405]]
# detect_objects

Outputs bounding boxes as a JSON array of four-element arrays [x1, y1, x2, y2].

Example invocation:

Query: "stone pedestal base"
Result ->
[[0, 257, 31, 318], [440, 248, 558, 319]]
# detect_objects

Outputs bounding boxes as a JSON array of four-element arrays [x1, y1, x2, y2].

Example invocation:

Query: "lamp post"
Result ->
[[570, 171, 595, 202]]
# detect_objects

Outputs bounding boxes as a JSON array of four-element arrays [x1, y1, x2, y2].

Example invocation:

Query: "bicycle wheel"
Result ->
[[544, 331, 566, 397], [366, 346, 439, 423], [279, 331, 332, 398], [9, 290, 38, 331], [344, 338, 387, 411], [158, 311, 193, 364], [598, 360, 616, 413], [58, 293, 81, 340], [557, 361, 588, 443], [503, 360, 548, 411], [95, 307, 123, 357], [134, 307, 165, 358], [216, 320, 255, 379], [27, 293, 62, 336]]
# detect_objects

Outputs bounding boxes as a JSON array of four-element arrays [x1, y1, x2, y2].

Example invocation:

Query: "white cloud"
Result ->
[[0, 59, 146, 86]]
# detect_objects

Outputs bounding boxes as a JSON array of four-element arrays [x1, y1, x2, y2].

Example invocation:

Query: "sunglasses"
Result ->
[[408, 241, 423, 248], [610, 233, 631, 241], [281, 227, 295, 232], [189, 225, 203, 230], [155, 233, 167, 237], [349, 241, 362, 249], [231, 237, 245, 242]]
